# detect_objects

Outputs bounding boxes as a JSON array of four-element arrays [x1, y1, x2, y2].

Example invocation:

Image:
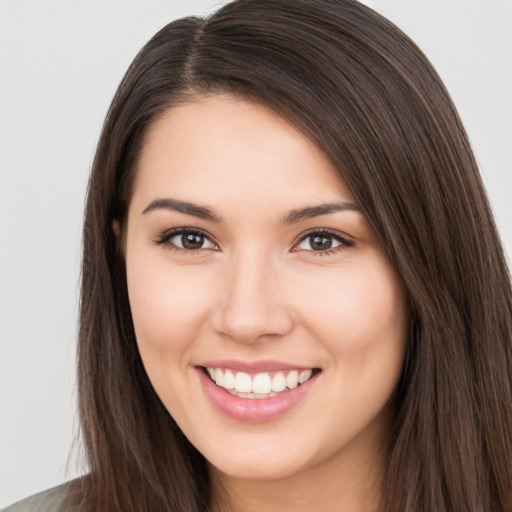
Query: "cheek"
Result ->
[[297, 263, 408, 436], [295, 261, 408, 364], [126, 255, 213, 354], [125, 254, 216, 419]]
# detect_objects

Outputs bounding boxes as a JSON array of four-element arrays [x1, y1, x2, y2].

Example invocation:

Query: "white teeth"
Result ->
[[252, 373, 272, 394], [271, 372, 287, 392], [234, 372, 253, 393], [223, 369, 235, 390], [299, 369, 312, 383], [205, 367, 315, 396], [286, 370, 299, 389], [227, 390, 279, 399], [214, 368, 224, 387]]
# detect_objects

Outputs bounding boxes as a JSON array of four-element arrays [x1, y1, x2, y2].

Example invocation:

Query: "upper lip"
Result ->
[[197, 359, 316, 373]]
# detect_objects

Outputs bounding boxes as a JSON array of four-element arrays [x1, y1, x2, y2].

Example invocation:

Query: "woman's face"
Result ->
[[125, 95, 409, 481]]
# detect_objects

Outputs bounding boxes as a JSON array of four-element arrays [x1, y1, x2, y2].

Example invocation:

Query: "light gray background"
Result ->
[[1, 0, 511, 507]]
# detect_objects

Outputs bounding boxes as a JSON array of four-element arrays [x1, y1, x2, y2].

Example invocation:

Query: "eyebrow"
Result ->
[[142, 198, 223, 223], [142, 198, 360, 224], [282, 202, 361, 224]]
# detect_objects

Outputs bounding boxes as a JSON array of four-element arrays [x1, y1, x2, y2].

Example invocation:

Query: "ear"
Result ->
[[112, 219, 121, 239], [112, 219, 125, 255]]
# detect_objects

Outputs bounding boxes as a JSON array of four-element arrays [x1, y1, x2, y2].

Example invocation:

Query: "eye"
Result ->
[[155, 228, 217, 251], [294, 230, 353, 253]]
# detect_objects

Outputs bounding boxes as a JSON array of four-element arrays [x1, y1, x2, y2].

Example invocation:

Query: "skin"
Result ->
[[124, 94, 409, 511]]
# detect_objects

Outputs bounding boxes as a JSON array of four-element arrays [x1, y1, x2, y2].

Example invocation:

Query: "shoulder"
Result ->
[[2, 481, 79, 512]]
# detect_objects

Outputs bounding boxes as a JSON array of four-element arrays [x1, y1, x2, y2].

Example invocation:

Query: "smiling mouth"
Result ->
[[202, 367, 320, 399]]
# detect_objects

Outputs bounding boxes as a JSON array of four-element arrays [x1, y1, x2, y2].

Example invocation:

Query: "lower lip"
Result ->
[[196, 367, 319, 423]]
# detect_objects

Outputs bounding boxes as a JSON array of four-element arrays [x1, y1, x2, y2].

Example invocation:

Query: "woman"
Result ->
[[5, 0, 512, 510]]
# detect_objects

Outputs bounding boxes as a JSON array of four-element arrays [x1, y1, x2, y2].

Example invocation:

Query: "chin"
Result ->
[[208, 453, 307, 482], [196, 428, 323, 482]]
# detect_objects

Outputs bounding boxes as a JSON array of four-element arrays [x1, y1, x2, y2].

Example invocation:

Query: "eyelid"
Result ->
[[154, 227, 219, 251], [292, 228, 354, 253], [153, 226, 353, 255]]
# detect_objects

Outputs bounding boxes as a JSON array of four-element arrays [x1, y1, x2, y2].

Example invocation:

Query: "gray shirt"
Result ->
[[2, 482, 75, 512]]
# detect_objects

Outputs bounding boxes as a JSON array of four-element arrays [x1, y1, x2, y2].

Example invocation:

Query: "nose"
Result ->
[[210, 250, 294, 344]]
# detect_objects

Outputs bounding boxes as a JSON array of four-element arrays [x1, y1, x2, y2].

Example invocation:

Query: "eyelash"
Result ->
[[154, 228, 219, 254], [294, 229, 354, 256], [154, 227, 354, 255]]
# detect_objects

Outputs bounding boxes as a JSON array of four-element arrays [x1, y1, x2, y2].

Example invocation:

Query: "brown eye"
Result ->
[[295, 230, 352, 253], [157, 228, 217, 251], [310, 234, 333, 250], [181, 233, 205, 250]]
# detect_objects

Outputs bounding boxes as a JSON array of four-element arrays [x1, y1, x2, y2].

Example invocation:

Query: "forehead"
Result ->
[[131, 94, 353, 211]]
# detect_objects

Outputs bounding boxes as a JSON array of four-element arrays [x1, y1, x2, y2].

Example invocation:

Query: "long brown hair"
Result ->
[[76, 0, 512, 510]]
